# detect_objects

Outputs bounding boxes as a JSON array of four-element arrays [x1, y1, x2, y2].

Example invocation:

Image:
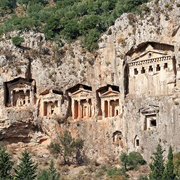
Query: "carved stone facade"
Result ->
[[1, 41, 179, 162], [4, 77, 36, 107], [97, 85, 121, 118], [39, 89, 63, 117], [127, 43, 175, 97], [139, 105, 159, 131], [68, 84, 92, 119]]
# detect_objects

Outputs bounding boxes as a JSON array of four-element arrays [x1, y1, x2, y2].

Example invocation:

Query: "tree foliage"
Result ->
[[37, 160, 60, 180], [0, 0, 148, 51], [48, 130, 84, 165], [163, 146, 176, 180], [149, 144, 165, 180], [0, 145, 14, 179], [14, 150, 38, 180], [120, 152, 146, 171], [0, 0, 16, 11]]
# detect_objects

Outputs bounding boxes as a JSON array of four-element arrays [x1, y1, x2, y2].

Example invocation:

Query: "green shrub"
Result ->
[[107, 167, 128, 180], [12, 36, 25, 46], [48, 130, 84, 165], [107, 167, 124, 177], [120, 152, 146, 171], [48, 141, 61, 154]]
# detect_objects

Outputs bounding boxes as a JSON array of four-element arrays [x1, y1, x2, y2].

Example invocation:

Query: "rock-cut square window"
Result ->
[[134, 68, 138, 75], [148, 65, 153, 72], [156, 64, 161, 71], [141, 67, 145, 74], [164, 63, 168, 69]]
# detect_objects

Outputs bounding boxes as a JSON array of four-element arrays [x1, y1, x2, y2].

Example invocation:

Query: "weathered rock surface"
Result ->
[[0, 0, 180, 164]]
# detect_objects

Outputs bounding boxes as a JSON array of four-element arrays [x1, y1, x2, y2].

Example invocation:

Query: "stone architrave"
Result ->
[[68, 84, 92, 120], [39, 89, 63, 117]]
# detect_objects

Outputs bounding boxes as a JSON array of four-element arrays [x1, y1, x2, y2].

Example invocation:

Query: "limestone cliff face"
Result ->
[[0, 0, 180, 163]]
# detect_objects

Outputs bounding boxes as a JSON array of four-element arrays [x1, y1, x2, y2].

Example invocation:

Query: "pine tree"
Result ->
[[37, 160, 60, 180], [163, 146, 176, 180], [37, 169, 49, 180], [0, 145, 14, 179], [49, 160, 60, 180], [14, 150, 38, 180], [149, 144, 165, 180], [59, 130, 76, 164]]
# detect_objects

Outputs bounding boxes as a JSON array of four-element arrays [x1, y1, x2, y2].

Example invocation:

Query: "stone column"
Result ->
[[58, 97, 62, 115], [78, 100, 82, 118], [108, 100, 110, 118], [101, 98, 104, 118], [42, 100, 44, 116], [11, 90, 14, 106], [30, 88, 34, 105], [72, 99, 74, 119], [25, 96, 29, 105]]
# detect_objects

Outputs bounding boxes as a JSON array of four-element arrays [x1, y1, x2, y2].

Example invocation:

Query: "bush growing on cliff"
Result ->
[[107, 167, 128, 179], [48, 130, 84, 165], [12, 36, 25, 47], [120, 152, 146, 171]]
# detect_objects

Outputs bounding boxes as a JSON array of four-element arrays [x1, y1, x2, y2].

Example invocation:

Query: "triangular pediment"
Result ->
[[71, 89, 92, 97], [42, 93, 62, 99], [132, 50, 168, 62], [101, 90, 120, 97], [10, 82, 31, 90], [40, 89, 62, 96], [140, 105, 159, 114], [6, 77, 35, 90]]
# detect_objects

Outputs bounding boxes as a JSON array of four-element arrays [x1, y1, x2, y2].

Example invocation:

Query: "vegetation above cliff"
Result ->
[[0, 0, 148, 51]]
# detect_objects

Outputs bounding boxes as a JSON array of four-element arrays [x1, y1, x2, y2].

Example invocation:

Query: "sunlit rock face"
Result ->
[[0, 0, 180, 163]]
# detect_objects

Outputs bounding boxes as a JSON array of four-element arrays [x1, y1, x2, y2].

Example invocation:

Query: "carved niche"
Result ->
[[39, 89, 63, 117], [126, 42, 175, 97], [97, 85, 121, 118], [4, 77, 36, 107], [139, 105, 159, 131], [68, 84, 92, 120], [112, 131, 123, 147], [134, 135, 140, 148]]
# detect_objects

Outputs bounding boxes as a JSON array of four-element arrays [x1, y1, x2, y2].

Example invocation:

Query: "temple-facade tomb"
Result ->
[[97, 85, 121, 118], [126, 43, 175, 97], [68, 84, 92, 119], [139, 105, 159, 131], [4, 77, 36, 107], [39, 89, 63, 117]]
